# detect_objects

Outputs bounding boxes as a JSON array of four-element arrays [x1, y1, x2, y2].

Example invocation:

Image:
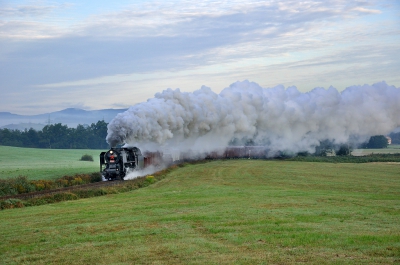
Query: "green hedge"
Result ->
[[286, 153, 400, 163], [0, 173, 102, 197], [0, 165, 176, 210]]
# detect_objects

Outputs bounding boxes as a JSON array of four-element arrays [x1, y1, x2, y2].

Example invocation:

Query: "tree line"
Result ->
[[315, 134, 396, 157], [1, 120, 399, 151], [0, 120, 109, 149]]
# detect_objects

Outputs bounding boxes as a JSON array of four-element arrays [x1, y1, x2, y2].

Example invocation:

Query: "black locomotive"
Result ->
[[100, 147, 144, 181], [100, 147, 165, 181]]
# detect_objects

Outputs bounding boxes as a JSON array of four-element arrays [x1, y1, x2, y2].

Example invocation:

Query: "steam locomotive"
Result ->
[[100, 145, 272, 181], [100, 147, 163, 181]]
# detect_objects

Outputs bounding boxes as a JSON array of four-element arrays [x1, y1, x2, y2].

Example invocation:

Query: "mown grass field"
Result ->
[[0, 160, 399, 264], [1, 144, 400, 181], [352, 144, 400, 156], [0, 146, 101, 180]]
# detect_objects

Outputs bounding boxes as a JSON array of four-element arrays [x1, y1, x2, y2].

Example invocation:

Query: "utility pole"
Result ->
[[46, 115, 53, 125]]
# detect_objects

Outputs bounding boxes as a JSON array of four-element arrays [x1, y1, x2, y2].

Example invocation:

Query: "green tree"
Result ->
[[69, 125, 89, 149], [315, 139, 334, 156], [40, 123, 70, 148], [335, 144, 352, 156], [0, 120, 109, 149], [366, 135, 388, 149], [88, 120, 109, 149], [23, 128, 40, 147], [389, 132, 400, 144], [0, 128, 23, 147]]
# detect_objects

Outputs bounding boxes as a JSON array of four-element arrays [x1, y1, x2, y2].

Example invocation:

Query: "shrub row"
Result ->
[[0, 165, 177, 210], [0, 173, 102, 197], [286, 153, 400, 163]]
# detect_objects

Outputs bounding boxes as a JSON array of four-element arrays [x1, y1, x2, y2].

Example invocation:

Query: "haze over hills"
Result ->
[[0, 108, 128, 131]]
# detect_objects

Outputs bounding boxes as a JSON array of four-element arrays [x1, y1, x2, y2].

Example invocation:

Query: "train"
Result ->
[[100, 145, 274, 181], [99, 147, 163, 181]]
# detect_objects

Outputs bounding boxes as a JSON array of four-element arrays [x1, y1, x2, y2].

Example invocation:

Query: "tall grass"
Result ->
[[0, 160, 399, 264]]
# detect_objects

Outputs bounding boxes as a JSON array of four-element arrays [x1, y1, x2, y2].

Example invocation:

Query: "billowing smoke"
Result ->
[[106, 80, 400, 157], [124, 165, 161, 180]]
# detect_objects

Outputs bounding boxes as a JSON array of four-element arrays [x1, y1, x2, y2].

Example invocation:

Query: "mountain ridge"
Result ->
[[0, 108, 128, 130]]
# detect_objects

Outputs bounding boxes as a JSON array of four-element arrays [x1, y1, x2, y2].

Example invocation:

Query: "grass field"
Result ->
[[0, 146, 101, 180], [0, 160, 399, 264], [352, 144, 400, 156], [2, 144, 400, 181]]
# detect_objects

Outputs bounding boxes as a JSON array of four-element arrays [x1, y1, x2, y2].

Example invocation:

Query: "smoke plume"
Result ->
[[106, 80, 400, 156], [124, 165, 163, 180]]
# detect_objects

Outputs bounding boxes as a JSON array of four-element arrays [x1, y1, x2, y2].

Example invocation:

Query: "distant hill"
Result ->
[[0, 108, 128, 131]]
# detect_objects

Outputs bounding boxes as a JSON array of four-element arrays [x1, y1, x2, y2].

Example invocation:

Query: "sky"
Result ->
[[0, 0, 399, 115]]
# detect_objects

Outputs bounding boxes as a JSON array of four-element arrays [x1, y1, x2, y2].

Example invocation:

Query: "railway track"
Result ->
[[0, 180, 125, 201]]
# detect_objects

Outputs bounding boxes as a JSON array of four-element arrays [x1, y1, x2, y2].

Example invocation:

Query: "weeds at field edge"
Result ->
[[0, 165, 177, 210]]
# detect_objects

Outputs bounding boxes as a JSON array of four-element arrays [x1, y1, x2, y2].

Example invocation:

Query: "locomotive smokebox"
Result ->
[[100, 147, 144, 181]]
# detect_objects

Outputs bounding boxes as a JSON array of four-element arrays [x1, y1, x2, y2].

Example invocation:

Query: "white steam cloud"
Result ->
[[106, 80, 400, 156], [124, 165, 163, 180]]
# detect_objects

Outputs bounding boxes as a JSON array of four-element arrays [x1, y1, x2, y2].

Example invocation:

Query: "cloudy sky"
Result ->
[[1, 0, 399, 115]]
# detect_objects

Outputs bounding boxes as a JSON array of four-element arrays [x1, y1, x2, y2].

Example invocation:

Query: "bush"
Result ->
[[0, 179, 17, 196], [0, 173, 101, 197], [336, 145, 352, 156], [56, 173, 94, 187], [31, 180, 54, 191], [0, 199, 24, 209], [288, 153, 400, 163], [80, 154, 94, 161], [145, 175, 155, 184], [25, 196, 53, 207], [297, 151, 309, 157], [90, 172, 102, 183], [0, 176, 35, 196], [72, 177, 83, 185], [53, 192, 78, 202]]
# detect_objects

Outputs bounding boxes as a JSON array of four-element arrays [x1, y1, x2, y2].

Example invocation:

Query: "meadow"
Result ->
[[1, 145, 400, 181], [0, 159, 399, 264], [352, 144, 400, 156], [0, 146, 100, 180]]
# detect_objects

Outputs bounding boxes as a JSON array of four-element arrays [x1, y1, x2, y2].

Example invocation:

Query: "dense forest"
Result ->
[[0, 121, 108, 149]]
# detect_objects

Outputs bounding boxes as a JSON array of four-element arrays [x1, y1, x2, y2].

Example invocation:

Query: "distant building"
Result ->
[[386, 136, 392, 145]]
